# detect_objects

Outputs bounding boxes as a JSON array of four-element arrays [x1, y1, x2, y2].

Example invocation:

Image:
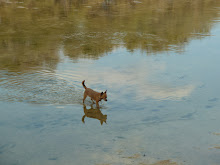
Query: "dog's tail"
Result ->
[[82, 80, 87, 89]]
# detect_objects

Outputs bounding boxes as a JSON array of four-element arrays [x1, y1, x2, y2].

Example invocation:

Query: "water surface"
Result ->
[[0, 0, 220, 165]]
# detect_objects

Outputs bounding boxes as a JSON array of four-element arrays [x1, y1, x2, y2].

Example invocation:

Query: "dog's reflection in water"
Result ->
[[82, 104, 107, 125]]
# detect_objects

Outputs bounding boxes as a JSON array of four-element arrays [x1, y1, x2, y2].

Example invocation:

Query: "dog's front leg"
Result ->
[[96, 101, 100, 108]]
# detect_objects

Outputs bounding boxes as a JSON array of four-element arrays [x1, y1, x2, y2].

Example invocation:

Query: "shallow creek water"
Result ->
[[0, 0, 220, 165]]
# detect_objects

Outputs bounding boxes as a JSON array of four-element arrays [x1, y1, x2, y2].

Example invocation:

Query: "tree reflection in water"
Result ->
[[0, 0, 220, 72]]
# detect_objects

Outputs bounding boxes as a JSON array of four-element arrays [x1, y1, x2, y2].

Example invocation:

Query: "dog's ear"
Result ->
[[105, 90, 107, 93], [101, 92, 104, 96]]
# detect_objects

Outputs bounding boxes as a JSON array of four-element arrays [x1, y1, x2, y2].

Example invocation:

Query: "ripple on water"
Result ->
[[0, 70, 83, 105]]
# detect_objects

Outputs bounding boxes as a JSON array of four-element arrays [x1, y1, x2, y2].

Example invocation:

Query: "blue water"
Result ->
[[1, 1, 220, 165]]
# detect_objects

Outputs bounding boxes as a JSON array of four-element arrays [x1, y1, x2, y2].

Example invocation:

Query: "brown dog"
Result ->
[[82, 80, 107, 108]]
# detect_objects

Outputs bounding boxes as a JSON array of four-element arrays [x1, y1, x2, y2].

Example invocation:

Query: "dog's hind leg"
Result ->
[[91, 98, 95, 104], [83, 92, 87, 103]]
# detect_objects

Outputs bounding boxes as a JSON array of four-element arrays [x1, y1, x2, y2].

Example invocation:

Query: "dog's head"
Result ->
[[100, 90, 107, 101]]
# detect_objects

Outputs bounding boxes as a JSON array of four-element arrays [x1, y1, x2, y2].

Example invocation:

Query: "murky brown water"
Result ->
[[0, 0, 220, 165]]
